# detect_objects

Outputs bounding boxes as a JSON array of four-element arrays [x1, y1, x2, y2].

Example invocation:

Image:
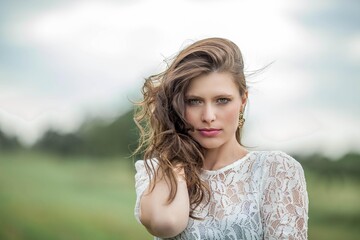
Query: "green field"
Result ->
[[0, 151, 359, 240], [0, 151, 152, 240]]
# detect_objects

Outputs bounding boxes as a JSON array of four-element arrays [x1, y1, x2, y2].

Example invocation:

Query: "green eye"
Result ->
[[186, 99, 202, 105], [217, 98, 230, 104]]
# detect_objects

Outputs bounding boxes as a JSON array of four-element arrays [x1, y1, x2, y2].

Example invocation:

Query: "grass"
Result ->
[[0, 151, 359, 239], [0, 151, 152, 240], [305, 169, 360, 240]]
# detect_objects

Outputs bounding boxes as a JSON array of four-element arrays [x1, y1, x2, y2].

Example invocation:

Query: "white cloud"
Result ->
[[346, 34, 360, 62], [244, 106, 360, 158], [0, 0, 358, 155]]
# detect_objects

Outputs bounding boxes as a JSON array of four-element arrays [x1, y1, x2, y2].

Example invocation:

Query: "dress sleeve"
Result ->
[[260, 151, 309, 240], [134, 159, 158, 224]]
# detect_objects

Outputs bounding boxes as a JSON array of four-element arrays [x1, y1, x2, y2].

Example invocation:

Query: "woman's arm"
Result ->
[[139, 164, 190, 238], [261, 151, 309, 240]]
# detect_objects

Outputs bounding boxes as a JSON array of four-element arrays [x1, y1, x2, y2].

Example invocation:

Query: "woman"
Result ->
[[134, 37, 308, 239]]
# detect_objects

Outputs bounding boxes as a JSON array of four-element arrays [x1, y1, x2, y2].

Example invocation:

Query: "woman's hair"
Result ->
[[134, 37, 247, 218]]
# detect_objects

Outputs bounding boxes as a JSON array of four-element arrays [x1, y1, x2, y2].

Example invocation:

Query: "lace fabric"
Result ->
[[134, 151, 308, 240]]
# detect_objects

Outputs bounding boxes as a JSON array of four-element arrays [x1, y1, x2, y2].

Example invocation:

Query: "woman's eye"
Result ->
[[217, 98, 230, 104], [186, 99, 202, 105]]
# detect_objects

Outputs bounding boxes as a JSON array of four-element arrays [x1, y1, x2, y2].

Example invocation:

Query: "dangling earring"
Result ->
[[238, 111, 245, 128]]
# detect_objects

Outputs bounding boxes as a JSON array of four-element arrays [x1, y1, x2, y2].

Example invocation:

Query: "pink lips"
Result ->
[[198, 128, 221, 137]]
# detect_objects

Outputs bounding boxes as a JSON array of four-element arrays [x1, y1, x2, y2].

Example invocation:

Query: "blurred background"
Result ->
[[0, 0, 359, 239]]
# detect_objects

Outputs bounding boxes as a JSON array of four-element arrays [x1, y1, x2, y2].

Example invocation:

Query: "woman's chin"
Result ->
[[196, 139, 224, 150]]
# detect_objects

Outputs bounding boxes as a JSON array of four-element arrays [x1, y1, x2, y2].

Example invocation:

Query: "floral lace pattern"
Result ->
[[134, 151, 308, 240]]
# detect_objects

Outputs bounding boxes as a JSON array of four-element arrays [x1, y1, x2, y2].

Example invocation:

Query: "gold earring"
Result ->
[[238, 111, 245, 128]]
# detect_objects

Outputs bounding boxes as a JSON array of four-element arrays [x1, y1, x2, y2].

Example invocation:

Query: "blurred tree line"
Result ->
[[0, 108, 359, 179], [0, 129, 21, 150], [0, 109, 139, 158], [33, 110, 139, 158], [295, 152, 360, 180]]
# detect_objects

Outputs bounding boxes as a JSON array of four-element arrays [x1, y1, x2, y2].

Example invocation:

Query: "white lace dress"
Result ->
[[134, 151, 308, 240]]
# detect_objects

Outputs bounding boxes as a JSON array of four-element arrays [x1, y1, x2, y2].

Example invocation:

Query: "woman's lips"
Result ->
[[198, 128, 221, 137]]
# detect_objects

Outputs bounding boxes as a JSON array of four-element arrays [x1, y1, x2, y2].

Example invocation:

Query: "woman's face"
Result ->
[[184, 72, 247, 150]]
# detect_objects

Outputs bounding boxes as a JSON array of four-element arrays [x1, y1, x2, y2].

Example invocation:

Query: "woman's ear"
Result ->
[[241, 90, 248, 106]]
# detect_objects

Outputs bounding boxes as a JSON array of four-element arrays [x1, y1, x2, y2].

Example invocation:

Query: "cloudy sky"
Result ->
[[0, 0, 359, 158]]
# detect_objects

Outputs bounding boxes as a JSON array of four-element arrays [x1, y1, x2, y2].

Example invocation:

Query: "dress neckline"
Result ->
[[201, 151, 254, 176]]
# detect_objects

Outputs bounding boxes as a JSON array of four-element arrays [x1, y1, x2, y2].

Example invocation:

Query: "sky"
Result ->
[[0, 0, 359, 158]]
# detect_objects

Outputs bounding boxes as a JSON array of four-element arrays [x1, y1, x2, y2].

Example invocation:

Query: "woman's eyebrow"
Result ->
[[185, 95, 204, 99], [213, 94, 233, 98], [185, 94, 233, 99]]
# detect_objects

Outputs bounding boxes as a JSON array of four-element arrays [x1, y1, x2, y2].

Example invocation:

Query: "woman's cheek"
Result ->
[[184, 109, 196, 126], [223, 106, 239, 125]]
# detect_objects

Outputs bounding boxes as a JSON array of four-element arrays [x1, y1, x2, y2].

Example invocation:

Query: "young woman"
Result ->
[[134, 38, 308, 239]]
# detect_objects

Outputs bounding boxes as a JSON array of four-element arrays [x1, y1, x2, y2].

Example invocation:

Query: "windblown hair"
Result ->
[[134, 37, 247, 218]]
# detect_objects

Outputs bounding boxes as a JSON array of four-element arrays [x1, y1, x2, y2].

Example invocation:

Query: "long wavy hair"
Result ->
[[134, 37, 247, 218]]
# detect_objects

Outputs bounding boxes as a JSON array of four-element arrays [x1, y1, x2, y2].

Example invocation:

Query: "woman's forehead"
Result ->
[[185, 72, 239, 95]]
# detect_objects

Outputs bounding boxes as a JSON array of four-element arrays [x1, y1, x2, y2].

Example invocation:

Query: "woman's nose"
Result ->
[[201, 105, 216, 123]]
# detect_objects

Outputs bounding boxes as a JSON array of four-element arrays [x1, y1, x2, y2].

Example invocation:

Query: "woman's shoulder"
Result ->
[[134, 158, 160, 189], [253, 150, 306, 189], [135, 158, 159, 167], [253, 150, 302, 169], [134, 158, 159, 175]]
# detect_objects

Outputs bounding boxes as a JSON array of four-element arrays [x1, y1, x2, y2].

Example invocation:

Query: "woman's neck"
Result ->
[[202, 139, 248, 171]]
